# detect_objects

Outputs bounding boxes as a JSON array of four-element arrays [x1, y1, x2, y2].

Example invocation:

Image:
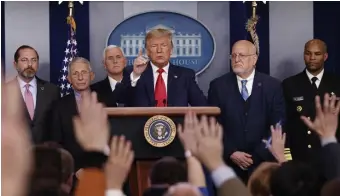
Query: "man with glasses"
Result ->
[[7, 45, 60, 144], [208, 40, 285, 183], [51, 57, 95, 171], [91, 45, 132, 107]]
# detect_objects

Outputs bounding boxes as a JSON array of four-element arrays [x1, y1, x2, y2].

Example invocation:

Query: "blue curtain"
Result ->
[[49, 1, 90, 84], [314, 2, 340, 76]]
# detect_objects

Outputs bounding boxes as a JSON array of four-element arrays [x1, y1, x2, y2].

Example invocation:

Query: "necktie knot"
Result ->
[[311, 77, 318, 83], [241, 80, 247, 86], [157, 68, 165, 74], [25, 83, 31, 90]]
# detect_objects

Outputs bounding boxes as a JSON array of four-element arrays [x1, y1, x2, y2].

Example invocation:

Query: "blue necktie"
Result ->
[[241, 80, 249, 101]]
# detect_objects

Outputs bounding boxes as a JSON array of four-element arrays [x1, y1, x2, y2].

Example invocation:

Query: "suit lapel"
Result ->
[[144, 65, 155, 104], [249, 71, 263, 105], [33, 79, 45, 122], [318, 73, 330, 95], [104, 77, 113, 93], [167, 65, 177, 105], [68, 93, 79, 116]]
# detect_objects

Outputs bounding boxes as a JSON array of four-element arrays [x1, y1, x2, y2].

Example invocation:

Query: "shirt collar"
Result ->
[[305, 69, 324, 82], [73, 90, 82, 100], [108, 76, 120, 90], [17, 76, 37, 89], [150, 62, 170, 74], [236, 69, 255, 83]]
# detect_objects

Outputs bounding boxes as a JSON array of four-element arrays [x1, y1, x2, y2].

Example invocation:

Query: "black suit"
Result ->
[[50, 93, 131, 195], [282, 70, 340, 165], [90, 74, 132, 107], [7, 77, 60, 144], [50, 93, 83, 169]]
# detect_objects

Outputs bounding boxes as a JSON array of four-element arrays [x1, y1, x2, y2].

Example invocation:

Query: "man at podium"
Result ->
[[128, 28, 207, 107]]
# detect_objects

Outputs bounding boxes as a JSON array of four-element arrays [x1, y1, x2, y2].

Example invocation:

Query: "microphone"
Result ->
[[163, 99, 167, 107]]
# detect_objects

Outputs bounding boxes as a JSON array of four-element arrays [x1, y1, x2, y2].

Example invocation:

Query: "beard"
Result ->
[[18, 68, 36, 79]]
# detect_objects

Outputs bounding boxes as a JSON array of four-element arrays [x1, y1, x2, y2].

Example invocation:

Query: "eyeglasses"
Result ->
[[71, 71, 90, 78], [230, 53, 256, 60]]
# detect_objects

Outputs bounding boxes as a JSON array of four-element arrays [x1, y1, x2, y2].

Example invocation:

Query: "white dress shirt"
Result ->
[[108, 76, 121, 91], [17, 76, 37, 109], [236, 69, 255, 96], [305, 69, 324, 88], [130, 62, 170, 94]]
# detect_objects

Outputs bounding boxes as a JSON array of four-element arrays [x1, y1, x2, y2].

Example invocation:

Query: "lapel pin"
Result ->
[[297, 106, 302, 112], [258, 82, 262, 87], [174, 75, 178, 78], [41, 87, 44, 90]]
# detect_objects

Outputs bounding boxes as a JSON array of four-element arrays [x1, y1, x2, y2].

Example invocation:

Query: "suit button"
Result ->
[[308, 145, 312, 148], [245, 112, 248, 116], [307, 131, 311, 134], [244, 130, 248, 132]]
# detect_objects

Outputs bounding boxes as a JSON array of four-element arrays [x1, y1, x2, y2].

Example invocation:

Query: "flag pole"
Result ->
[[245, 1, 266, 55]]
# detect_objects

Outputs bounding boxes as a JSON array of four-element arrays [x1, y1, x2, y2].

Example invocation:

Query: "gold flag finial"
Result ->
[[243, 1, 266, 55], [58, 1, 83, 32]]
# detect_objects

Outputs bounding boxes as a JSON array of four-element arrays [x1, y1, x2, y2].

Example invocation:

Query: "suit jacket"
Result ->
[[90, 70, 133, 107], [6, 77, 60, 144], [320, 142, 340, 180], [50, 93, 85, 170], [132, 63, 207, 107], [208, 71, 285, 177], [282, 70, 340, 164]]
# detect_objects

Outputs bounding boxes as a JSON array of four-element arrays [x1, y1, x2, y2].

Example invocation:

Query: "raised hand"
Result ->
[[301, 93, 340, 139], [178, 111, 200, 155], [73, 91, 110, 152], [132, 48, 148, 78], [263, 123, 287, 163], [105, 136, 134, 189]]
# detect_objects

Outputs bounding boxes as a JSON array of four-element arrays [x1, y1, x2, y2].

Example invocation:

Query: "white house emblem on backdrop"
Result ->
[[106, 11, 216, 75]]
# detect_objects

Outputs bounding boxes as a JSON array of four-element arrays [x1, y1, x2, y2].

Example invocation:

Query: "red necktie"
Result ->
[[154, 69, 167, 107]]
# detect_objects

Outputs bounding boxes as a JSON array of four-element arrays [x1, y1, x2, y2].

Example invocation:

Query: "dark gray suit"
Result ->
[[7, 76, 60, 144]]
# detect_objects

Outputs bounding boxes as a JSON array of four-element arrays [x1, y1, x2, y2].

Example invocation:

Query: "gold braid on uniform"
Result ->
[[284, 148, 293, 160]]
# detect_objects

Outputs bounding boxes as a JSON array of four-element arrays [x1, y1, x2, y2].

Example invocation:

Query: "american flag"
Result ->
[[57, 22, 78, 97]]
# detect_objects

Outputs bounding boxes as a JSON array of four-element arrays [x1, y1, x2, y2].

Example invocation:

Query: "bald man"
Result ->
[[282, 39, 340, 166], [208, 40, 285, 183]]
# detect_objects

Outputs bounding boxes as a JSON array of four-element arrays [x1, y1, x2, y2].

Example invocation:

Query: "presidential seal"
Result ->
[[144, 115, 176, 148]]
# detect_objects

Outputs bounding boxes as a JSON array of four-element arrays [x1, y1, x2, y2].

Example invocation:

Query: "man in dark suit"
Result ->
[[7, 45, 60, 144], [51, 57, 95, 170], [208, 40, 285, 183], [129, 28, 207, 107], [51, 56, 131, 195], [90, 45, 131, 107], [282, 39, 340, 166]]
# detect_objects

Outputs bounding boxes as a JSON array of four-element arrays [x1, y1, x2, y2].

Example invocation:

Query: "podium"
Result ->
[[106, 107, 220, 196]]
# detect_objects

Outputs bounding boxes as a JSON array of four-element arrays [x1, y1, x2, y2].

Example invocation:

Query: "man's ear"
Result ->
[[90, 72, 95, 82]]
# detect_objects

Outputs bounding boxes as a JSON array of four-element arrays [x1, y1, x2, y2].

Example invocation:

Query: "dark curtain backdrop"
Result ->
[[314, 2, 340, 76], [49, 1, 90, 84]]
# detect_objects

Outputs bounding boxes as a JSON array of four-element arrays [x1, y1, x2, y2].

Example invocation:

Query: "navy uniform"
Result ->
[[282, 69, 340, 165]]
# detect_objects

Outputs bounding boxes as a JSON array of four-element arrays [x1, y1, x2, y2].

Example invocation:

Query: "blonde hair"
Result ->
[[145, 28, 173, 48]]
